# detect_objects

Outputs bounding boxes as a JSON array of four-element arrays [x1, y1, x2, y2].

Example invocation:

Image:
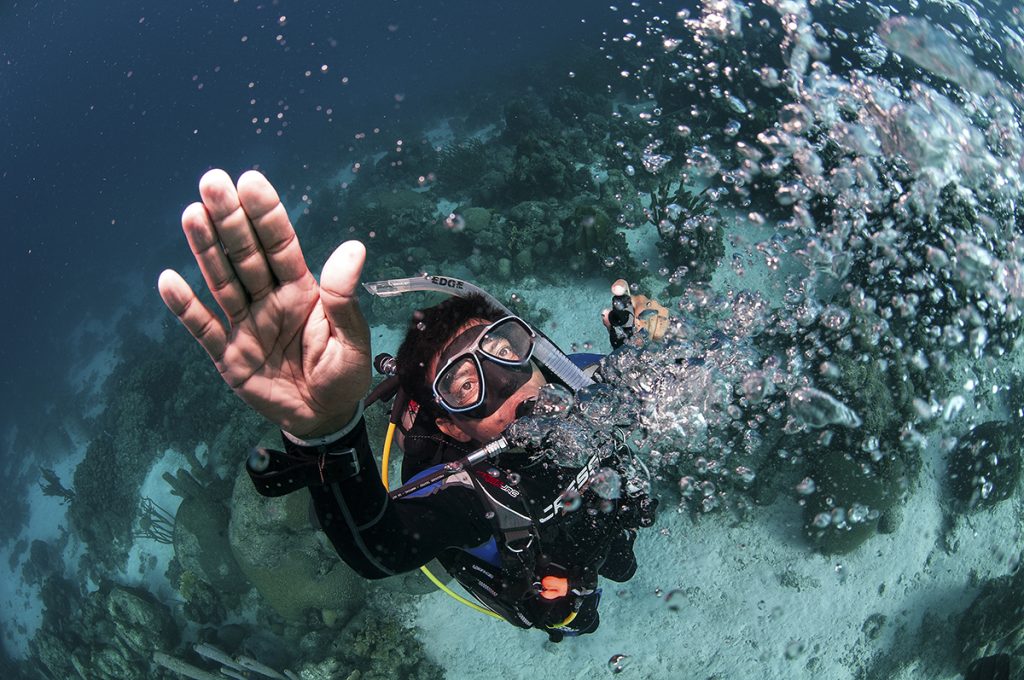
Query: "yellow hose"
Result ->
[[418, 565, 503, 619], [380, 421, 503, 621], [381, 422, 397, 489]]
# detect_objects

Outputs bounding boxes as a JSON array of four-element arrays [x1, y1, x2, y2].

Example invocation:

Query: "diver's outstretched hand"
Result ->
[[158, 169, 371, 438]]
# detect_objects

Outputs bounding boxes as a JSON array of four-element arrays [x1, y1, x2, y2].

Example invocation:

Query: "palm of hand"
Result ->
[[160, 170, 370, 439]]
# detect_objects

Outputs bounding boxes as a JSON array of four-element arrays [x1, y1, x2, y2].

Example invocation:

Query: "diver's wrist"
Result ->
[[282, 400, 365, 446]]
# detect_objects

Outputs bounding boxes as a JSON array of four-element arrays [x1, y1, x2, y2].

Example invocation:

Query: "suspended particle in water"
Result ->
[[664, 589, 685, 612], [912, 397, 934, 419], [560, 489, 582, 513], [759, 66, 780, 87], [678, 475, 696, 497], [943, 394, 966, 422], [443, 213, 466, 232], [818, 361, 840, 379], [642, 152, 672, 173], [848, 503, 870, 523], [796, 477, 816, 495], [779, 103, 812, 134], [592, 468, 623, 500], [608, 654, 631, 674], [727, 95, 748, 114]]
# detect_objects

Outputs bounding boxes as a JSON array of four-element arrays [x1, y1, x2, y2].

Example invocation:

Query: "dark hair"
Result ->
[[395, 293, 505, 418]]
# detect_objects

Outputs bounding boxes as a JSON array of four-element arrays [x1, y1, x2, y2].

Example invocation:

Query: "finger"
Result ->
[[236, 170, 312, 285], [181, 201, 251, 323], [320, 240, 370, 346], [601, 308, 611, 329], [158, 269, 228, 361], [611, 279, 630, 296], [199, 169, 275, 302]]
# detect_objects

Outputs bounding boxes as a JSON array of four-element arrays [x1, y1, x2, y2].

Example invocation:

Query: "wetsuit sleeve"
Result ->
[[297, 418, 491, 579]]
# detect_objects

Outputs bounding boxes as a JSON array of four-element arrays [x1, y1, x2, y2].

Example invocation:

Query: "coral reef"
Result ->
[[437, 138, 498, 199], [947, 421, 1023, 510], [29, 578, 178, 680], [227, 463, 367, 622], [653, 184, 725, 288], [69, 323, 262, 572], [164, 443, 249, 625], [173, 493, 248, 599], [22, 539, 62, 588], [38, 468, 74, 504], [293, 599, 444, 680], [135, 497, 175, 544], [570, 205, 646, 283]]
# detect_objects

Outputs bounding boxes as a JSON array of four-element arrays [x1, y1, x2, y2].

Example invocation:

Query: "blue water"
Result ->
[[0, 0, 609, 432]]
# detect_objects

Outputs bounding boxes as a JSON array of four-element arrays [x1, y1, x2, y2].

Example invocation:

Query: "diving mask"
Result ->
[[432, 316, 537, 419]]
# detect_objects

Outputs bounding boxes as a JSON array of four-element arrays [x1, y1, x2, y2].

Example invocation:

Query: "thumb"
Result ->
[[320, 240, 369, 340]]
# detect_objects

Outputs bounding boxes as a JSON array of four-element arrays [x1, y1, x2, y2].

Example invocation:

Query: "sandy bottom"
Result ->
[[413, 442, 1020, 679]]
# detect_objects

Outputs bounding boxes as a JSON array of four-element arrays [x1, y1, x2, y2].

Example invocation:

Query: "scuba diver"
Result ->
[[158, 169, 663, 640]]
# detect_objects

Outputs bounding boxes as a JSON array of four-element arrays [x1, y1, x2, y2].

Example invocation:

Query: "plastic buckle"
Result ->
[[325, 446, 361, 481]]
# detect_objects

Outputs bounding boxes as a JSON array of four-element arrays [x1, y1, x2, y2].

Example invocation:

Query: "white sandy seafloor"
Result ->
[[414, 444, 1021, 680], [410, 222, 1024, 679]]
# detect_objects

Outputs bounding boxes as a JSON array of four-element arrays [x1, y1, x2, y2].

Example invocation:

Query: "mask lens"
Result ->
[[479, 318, 533, 363], [435, 356, 483, 410]]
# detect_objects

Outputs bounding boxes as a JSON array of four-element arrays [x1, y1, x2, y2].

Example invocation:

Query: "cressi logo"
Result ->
[[477, 470, 521, 498], [539, 454, 602, 522], [430, 276, 465, 290]]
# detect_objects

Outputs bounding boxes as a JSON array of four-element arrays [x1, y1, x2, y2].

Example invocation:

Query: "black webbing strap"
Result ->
[[247, 419, 368, 497]]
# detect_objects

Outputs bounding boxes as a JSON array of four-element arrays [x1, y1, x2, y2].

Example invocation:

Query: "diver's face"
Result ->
[[429, 319, 547, 445]]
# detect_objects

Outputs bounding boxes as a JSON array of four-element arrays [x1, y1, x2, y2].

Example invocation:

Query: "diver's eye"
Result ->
[[483, 337, 518, 360], [452, 377, 479, 406]]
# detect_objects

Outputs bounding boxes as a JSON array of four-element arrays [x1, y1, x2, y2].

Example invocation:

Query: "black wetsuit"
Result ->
[[300, 417, 642, 637], [256, 356, 647, 638]]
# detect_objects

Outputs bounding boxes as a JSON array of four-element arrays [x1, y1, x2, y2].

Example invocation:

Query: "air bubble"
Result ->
[[789, 387, 862, 429], [608, 654, 631, 674], [796, 478, 816, 495]]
